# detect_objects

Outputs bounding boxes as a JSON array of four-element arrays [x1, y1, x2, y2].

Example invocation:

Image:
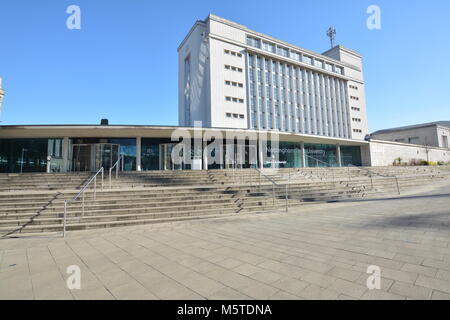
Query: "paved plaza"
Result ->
[[1, 181, 450, 300]]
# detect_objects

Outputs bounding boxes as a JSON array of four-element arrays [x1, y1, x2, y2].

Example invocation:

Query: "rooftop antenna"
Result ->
[[326, 27, 336, 48], [0, 77, 4, 122]]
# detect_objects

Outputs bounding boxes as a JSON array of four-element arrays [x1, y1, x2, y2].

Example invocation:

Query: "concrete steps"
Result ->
[[0, 166, 448, 236]]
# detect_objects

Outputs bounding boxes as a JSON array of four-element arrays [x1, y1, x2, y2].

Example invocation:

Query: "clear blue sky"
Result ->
[[0, 0, 449, 132]]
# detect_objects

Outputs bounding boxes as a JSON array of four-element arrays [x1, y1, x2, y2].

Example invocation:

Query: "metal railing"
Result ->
[[254, 168, 288, 212], [63, 167, 104, 237], [348, 164, 400, 195], [109, 155, 124, 189], [305, 155, 336, 183]]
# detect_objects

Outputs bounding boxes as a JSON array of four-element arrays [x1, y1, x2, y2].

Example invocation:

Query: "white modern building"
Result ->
[[3, 15, 448, 174], [178, 14, 369, 140]]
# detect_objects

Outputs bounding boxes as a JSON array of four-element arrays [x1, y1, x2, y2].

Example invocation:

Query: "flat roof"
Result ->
[[372, 121, 450, 135], [0, 124, 368, 146]]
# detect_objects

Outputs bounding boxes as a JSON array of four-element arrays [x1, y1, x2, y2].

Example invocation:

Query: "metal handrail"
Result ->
[[63, 167, 104, 237], [347, 164, 400, 194], [305, 155, 335, 182], [254, 168, 288, 212], [109, 155, 124, 189], [306, 155, 335, 168]]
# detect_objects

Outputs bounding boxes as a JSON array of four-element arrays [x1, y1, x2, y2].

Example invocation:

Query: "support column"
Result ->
[[203, 140, 208, 170], [62, 137, 70, 173], [136, 137, 142, 171], [258, 138, 263, 169], [336, 144, 342, 167], [301, 142, 306, 168]]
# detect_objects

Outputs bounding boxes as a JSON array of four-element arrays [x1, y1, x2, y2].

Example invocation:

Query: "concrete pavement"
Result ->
[[1, 180, 450, 300]]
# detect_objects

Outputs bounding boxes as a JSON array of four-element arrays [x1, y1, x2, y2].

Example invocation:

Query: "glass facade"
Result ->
[[0, 137, 362, 172], [0, 139, 53, 173], [71, 138, 136, 171], [304, 143, 338, 167], [340, 146, 362, 167], [247, 53, 351, 139]]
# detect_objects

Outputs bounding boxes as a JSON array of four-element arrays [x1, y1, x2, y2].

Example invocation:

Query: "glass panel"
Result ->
[[0, 139, 48, 173], [304, 143, 338, 167], [340, 146, 362, 166], [102, 144, 112, 170], [72, 145, 92, 172]]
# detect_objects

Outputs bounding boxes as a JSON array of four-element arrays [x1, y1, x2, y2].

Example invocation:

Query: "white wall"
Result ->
[[368, 139, 450, 166], [178, 23, 211, 127], [209, 36, 247, 129]]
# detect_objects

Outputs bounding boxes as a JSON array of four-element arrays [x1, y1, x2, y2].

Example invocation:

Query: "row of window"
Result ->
[[247, 54, 351, 138], [350, 96, 360, 101], [224, 64, 243, 73], [225, 80, 244, 88], [226, 113, 245, 119], [224, 49, 242, 58], [353, 129, 362, 133], [351, 106, 361, 111], [352, 118, 362, 122], [225, 96, 244, 103], [246, 35, 344, 75], [349, 85, 359, 90]]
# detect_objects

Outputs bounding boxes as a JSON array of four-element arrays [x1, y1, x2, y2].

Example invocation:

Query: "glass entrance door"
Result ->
[[94, 143, 119, 171], [159, 144, 182, 170], [72, 144, 92, 172], [72, 143, 120, 172]]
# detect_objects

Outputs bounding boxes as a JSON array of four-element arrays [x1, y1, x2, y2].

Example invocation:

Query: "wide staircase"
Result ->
[[0, 166, 449, 236]]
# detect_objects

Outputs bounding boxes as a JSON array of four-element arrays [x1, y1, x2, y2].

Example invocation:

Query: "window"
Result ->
[[225, 96, 244, 103], [350, 96, 359, 101], [48, 139, 63, 158], [408, 137, 419, 144], [246, 36, 261, 48], [302, 55, 312, 65], [314, 59, 323, 68], [276, 46, 289, 57], [290, 51, 300, 61], [335, 66, 343, 74], [353, 129, 362, 133], [262, 41, 275, 53], [225, 65, 230, 70], [224, 49, 243, 57], [226, 113, 232, 118], [239, 114, 245, 119], [233, 114, 238, 118], [441, 135, 448, 148], [349, 85, 358, 90], [225, 80, 243, 87]]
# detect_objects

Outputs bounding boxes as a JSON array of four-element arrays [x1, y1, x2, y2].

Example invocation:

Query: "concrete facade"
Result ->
[[178, 14, 369, 141], [366, 139, 450, 166], [372, 122, 450, 149]]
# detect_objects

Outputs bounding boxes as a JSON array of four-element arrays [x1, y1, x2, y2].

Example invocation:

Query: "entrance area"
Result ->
[[72, 143, 120, 172]]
